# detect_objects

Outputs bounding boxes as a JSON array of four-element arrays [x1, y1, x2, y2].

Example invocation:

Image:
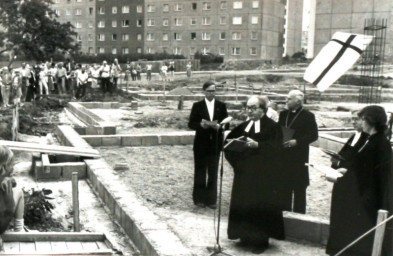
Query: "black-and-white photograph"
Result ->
[[0, 0, 392, 255]]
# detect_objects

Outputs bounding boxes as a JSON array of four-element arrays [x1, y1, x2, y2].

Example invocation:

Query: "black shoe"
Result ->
[[207, 204, 217, 209], [251, 242, 269, 254], [236, 239, 251, 248], [195, 203, 205, 208]]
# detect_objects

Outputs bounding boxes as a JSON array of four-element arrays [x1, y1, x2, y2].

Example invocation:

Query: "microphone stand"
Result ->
[[208, 124, 233, 256]]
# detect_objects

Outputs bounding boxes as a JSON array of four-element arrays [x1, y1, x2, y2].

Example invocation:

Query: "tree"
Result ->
[[0, 0, 79, 63]]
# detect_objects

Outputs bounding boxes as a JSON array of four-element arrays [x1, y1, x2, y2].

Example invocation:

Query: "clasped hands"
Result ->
[[201, 119, 220, 130], [283, 139, 297, 148], [325, 168, 348, 183], [245, 137, 258, 148]]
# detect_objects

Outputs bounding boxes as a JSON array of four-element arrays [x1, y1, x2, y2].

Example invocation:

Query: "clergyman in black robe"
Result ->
[[326, 106, 393, 256], [225, 96, 284, 254]]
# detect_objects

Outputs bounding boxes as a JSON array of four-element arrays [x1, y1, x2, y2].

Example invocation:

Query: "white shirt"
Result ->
[[100, 65, 111, 78], [146, 64, 152, 71], [78, 71, 89, 84], [267, 108, 278, 122], [244, 120, 261, 134], [351, 131, 362, 147], [204, 98, 215, 121]]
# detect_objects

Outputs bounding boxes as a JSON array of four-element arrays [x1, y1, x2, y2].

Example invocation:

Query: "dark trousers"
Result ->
[[146, 70, 152, 81], [76, 83, 87, 99], [112, 77, 118, 92], [101, 77, 110, 94], [193, 151, 220, 205]]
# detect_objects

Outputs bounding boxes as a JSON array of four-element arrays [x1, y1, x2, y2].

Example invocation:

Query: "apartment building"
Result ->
[[144, 0, 286, 61], [312, 0, 393, 59], [95, 0, 144, 55], [51, 0, 287, 62], [51, 0, 96, 54]]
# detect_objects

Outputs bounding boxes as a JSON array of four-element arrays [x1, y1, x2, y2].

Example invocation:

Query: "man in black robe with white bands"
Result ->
[[278, 90, 318, 214], [225, 96, 285, 254]]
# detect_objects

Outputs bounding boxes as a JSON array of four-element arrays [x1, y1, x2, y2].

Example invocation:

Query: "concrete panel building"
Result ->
[[95, 0, 144, 55], [312, 0, 393, 59], [51, 0, 96, 54], [284, 0, 304, 57]]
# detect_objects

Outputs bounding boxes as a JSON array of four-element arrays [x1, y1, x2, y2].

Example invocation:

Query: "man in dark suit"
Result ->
[[278, 90, 318, 214], [188, 81, 228, 209]]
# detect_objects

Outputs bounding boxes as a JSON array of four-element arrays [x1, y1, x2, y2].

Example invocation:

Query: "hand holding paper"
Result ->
[[306, 163, 343, 183]]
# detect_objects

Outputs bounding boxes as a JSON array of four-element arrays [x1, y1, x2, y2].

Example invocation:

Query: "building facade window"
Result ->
[[112, 20, 117, 27], [191, 32, 196, 40], [233, 1, 243, 9], [202, 47, 209, 55], [174, 18, 182, 26], [137, 48, 142, 53], [219, 32, 226, 40], [163, 4, 169, 12], [202, 32, 211, 40], [232, 47, 240, 55], [174, 33, 182, 40], [137, 34, 142, 40], [76, 35, 82, 41], [203, 2, 211, 10], [251, 31, 258, 40], [122, 20, 129, 27], [220, 1, 227, 9], [174, 3, 183, 11], [112, 34, 117, 41], [250, 47, 257, 55], [219, 47, 225, 55], [190, 47, 196, 55], [122, 6, 129, 13], [136, 5, 142, 13], [98, 47, 105, 54], [202, 17, 211, 25], [66, 9, 70, 15], [232, 17, 242, 25], [54, 9, 60, 16], [232, 32, 241, 40], [98, 7, 105, 14], [122, 48, 129, 54], [147, 48, 155, 54], [252, 1, 259, 8], [251, 16, 258, 24], [122, 34, 129, 41], [147, 33, 154, 41], [88, 47, 94, 54], [137, 20, 142, 27], [174, 47, 182, 55], [147, 19, 155, 26], [163, 19, 169, 26], [220, 17, 226, 25], [112, 6, 117, 14], [112, 48, 117, 54], [98, 21, 105, 28], [98, 34, 105, 41], [88, 34, 93, 41], [89, 7, 93, 15], [190, 18, 197, 25], [75, 8, 82, 15], [88, 21, 93, 28], [76, 21, 82, 28], [163, 33, 169, 41], [192, 3, 197, 10], [147, 4, 155, 12]]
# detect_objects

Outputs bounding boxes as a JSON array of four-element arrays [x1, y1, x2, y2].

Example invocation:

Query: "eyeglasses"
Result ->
[[246, 106, 260, 111]]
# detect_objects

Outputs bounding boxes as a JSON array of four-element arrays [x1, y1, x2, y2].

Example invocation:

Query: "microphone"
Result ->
[[220, 116, 232, 126]]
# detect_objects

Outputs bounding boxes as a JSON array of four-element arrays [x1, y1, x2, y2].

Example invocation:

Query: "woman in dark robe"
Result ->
[[225, 96, 284, 254], [326, 105, 393, 256]]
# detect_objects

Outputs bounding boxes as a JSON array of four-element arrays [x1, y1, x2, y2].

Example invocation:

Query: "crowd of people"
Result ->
[[0, 59, 193, 107], [188, 82, 393, 255]]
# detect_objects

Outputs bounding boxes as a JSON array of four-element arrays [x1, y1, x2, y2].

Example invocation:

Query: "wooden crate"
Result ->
[[1, 232, 118, 255]]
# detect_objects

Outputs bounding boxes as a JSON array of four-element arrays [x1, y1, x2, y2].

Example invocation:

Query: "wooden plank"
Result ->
[[19, 241, 36, 253], [35, 241, 52, 252], [51, 241, 68, 252], [3, 242, 19, 253], [81, 241, 99, 251], [66, 241, 84, 252], [0, 140, 100, 158], [2, 233, 105, 242], [0, 249, 113, 255]]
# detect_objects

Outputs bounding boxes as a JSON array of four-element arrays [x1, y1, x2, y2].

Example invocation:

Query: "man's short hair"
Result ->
[[248, 95, 268, 112], [288, 90, 304, 102], [203, 81, 215, 91]]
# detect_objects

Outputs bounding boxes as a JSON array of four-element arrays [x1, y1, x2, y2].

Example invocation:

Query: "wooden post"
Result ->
[[372, 210, 388, 256], [72, 172, 80, 232]]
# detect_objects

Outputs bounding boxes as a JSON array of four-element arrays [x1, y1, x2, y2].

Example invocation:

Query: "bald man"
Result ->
[[278, 90, 318, 214]]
